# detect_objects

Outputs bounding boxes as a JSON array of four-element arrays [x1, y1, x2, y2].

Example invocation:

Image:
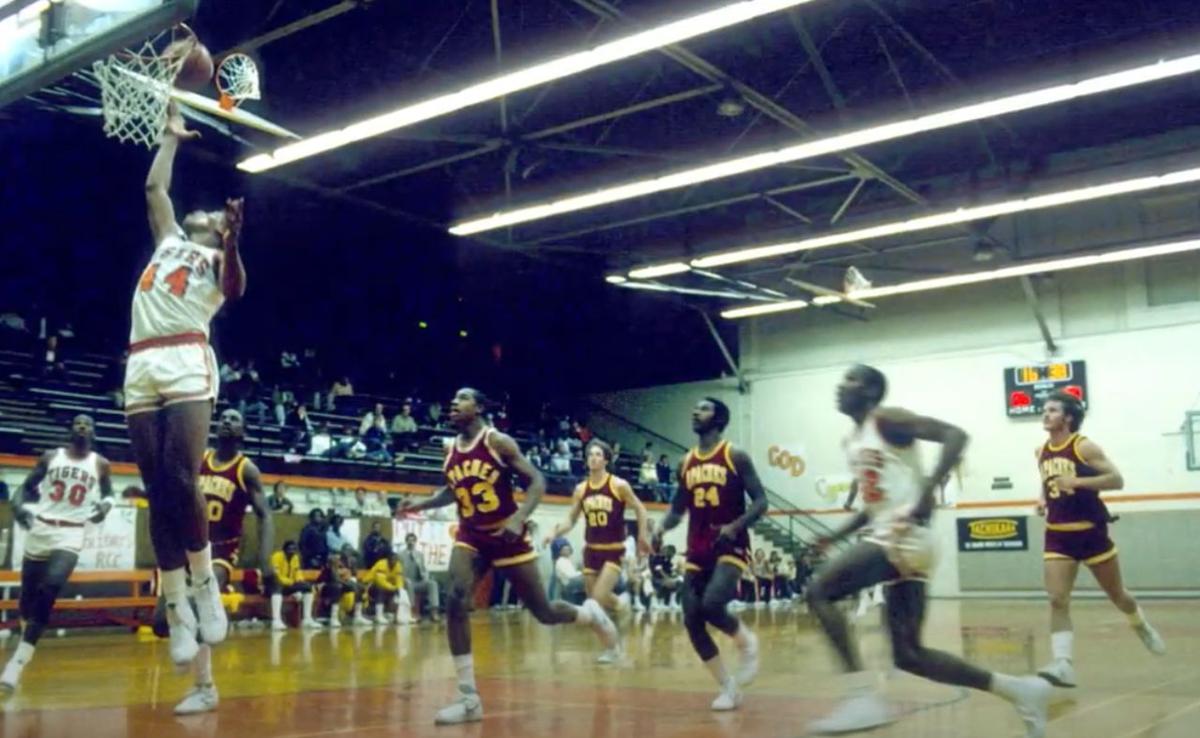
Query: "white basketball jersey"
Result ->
[[37, 448, 103, 525], [844, 414, 924, 541], [129, 229, 224, 343]]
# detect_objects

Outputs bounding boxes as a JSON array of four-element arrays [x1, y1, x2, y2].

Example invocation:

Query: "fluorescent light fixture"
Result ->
[[615, 281, 767, 300], [721, 299, 810, 318], [628, 262, 691, 279], [693, 165, 1200, 268], [450, 52, 1200, 236], [238, 0, 816, 173], [605, 274, 628, 284], [721, 236, 1200, 318]]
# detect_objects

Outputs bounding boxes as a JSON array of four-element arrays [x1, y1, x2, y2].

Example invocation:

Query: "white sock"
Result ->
[[194, 644, 213, 687], [301, 592, 315, 621], [574, 600, 594, 626], [1051, 630, 1074, 662], [989, 672, 1023, 703], [453, 654, 476, 692], [375, 603, 385, 620], [732, 622, 753, 650], [1126, 605, 1146, 628], [13, 641, 35, 665], [161, 567, 189, 605], [703, 655, 734, 690], [353, 602, 364, 619], [270, 594, 283, 623], [185, 545, 214, 585]]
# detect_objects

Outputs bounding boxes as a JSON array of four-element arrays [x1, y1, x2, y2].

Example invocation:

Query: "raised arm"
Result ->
[[13, 451, 53, 529], [88, 456, 116, 524], [244, 462, 274, 577], [145, 103, 198, 245], [1062, 438, 1124, 492], [876, 406, 969, 522], [218, 198, 246, 300], [546, 484, 585, 543]]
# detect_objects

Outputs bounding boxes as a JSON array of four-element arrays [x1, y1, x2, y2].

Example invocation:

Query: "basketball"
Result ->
[[167, 39, 214, 90]]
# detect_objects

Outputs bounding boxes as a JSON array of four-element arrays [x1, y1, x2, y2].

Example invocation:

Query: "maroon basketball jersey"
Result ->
[[199, 450, 251, 545], [681, 440, 748, 557], [582, 474, 626, 547], [1039, 434, 1108, 525], [443, 427, 518, 531]]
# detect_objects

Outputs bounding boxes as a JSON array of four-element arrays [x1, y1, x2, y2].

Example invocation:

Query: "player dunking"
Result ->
[[125, 102, 245, 666], [1035, 391, 1164, 689], [545, 439, 651, 663], [166, 409, 276, 714], [653, 398, 766, 711], [806, 365, 1050, 736], [398, 388, 618, 725], [1, 416, 114, 692]]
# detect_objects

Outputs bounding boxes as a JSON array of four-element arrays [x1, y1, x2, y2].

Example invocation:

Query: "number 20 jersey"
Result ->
[[443, 427, 517, 531], [681, 440, 749, 568], [844, 413, 923, 543], [130, 230, 224, 343]]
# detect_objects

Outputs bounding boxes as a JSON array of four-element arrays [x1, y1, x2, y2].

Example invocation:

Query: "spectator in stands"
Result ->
[[426, 400, 443, 427], [299, 509, 329, 569], [650, 544, 682, 610], [318, 552, 369, 627], [367, 550, 409, 624], [239, 360, 271, 425], [390, 401, 419, 446], [268, 481, 295, 514], [359, 402, 387, 435], [268, 541, 319, 630], [328, 424, 365, 459], [549, 442, 571, 474], [753, 548, 773, 605], [362, 416, 393, 463], [527, 444, 545, 470], [325, 514, 356, 560], [279, 350, 300, 387], [573, 421, 592, 444], [362, 521, 390, 568], [639, 452, 659, 496], [220, 358, 242, 386], [308, 423, 334, 457], [553, 543, 586, 605], [655, 454, 674, 501], [288, 403, 315, 453], [328, 376, 354, 411], [107, 351, 128, 409], [770, 550, 792, 601], [398, 532, 441, 622]]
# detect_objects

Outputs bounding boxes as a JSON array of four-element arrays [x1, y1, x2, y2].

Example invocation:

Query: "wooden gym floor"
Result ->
[[0, 600, 1196, 738]]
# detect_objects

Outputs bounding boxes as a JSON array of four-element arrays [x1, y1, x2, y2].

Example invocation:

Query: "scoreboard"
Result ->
[[1003, 361, 1087, 417]]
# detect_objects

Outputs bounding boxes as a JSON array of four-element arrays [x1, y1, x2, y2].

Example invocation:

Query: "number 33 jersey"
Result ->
[[444, 427, 518, 532], [681, 440, 749, 568], [130, 229, 224, 344], [844, 414, 924, 543]]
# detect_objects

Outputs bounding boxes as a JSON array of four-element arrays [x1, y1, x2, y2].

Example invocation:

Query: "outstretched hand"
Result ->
[[164, 101, 200, 142], [221, 197, 244, 248]]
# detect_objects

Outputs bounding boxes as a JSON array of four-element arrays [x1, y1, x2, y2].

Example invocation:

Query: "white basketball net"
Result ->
[[93, 32, 187, 149], [216, 53, 261, 106]]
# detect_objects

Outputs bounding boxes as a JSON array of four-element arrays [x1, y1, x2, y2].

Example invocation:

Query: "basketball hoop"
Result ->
[[92, 26, 196, 149], [215, 53, 260, 111]]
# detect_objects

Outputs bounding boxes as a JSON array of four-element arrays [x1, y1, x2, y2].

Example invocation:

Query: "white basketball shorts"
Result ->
[[124, 333, 220, 416]]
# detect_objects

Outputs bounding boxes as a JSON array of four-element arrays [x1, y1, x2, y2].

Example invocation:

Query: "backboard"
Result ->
[[0, 0, 197, 108]]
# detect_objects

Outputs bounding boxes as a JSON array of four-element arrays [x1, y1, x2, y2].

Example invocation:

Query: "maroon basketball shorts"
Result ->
[[582, 544, 625, 575], [1044, 522, 1116, 566], [685, 538, 750, 575], [454, 523, 537, 568]]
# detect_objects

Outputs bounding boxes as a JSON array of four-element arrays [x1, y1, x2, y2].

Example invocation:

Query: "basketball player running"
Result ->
[[653, 398, 767, 711], [397, 388, 619, 725], [125, 102, 245, 666], [1035, 391, 1164, 689], [806, 365, 1050, 736], [545, 439, 651, 663], [171, 409, 276, 715], [1, 416, 114, 692]]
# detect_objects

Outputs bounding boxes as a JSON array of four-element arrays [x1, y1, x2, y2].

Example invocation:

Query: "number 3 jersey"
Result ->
[[1038, 433, 1107, 526], [680, 440, 749, 568], [130, 229, 224, 343], [37, 448, 103, 524], [844, 414, 924, 544], [443, 427, 518, 531]]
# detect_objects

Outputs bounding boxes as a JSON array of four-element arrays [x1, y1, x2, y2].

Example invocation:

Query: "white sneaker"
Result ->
[[710, 684, 742, 711], [434, 688, 483, 724], [582, 600, 619, 651], [301, 619, 323, 630], [270, 620, 288, 632], [1036, 658, 1077, 688], [352, 614, 373, 628], [0, 660, 23, 693], [174, 684, 219, 715], [596, 646, 621, 665], [808, 693, 893, 734], [1135, 623, 1167, 655], [1006, 676, 1052, 738], [735, 628, 759, 686], [191, 576, 228, 646], [329, 618, 342, 630], [165, 599, 200, 666]]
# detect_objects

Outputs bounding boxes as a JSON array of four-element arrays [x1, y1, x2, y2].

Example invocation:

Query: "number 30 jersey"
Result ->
[[681, 440, 749, 561], [444, 427, 518, 532], [37, 448, 103, 525], [844, 413, 924, 543], [130, 229, 224, 343]]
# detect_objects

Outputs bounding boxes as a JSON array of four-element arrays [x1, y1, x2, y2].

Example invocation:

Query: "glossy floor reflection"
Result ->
[[1, 599, 1196, 737]]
